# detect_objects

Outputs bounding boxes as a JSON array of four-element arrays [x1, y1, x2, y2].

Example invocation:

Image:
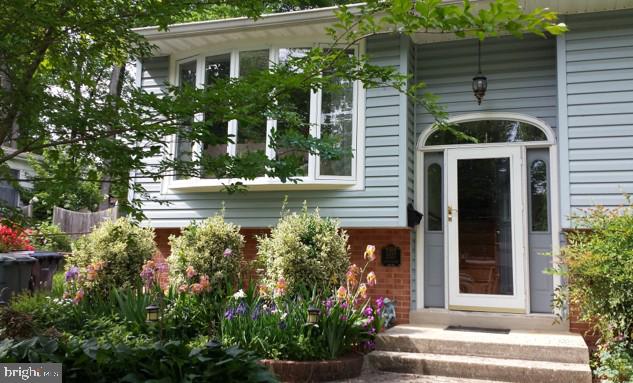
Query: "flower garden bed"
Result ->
[[0, 212, 390, 382]]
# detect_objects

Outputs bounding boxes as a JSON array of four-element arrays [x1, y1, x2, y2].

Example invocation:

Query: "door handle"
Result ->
[[448, 205, 457, 222]]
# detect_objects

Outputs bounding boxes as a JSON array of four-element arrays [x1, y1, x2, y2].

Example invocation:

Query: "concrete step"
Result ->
[[410, 310, 569, 332], [376, 325, 590, 364], [368, 351, 592, 383]]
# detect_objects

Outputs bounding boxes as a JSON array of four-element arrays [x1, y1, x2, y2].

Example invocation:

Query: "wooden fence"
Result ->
[[52, 206, 119, 239]]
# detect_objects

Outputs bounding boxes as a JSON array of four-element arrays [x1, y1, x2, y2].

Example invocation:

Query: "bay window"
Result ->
[[169, 45, 362, 190]]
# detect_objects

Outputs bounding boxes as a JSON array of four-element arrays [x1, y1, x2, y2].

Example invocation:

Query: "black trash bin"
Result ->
[[0, 254, 37, 302], [30, 252, 65, 290]]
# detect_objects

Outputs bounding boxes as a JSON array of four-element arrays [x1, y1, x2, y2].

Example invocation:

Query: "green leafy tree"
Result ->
[[0, 0, 566, 219], [27, 148, 103, 221]]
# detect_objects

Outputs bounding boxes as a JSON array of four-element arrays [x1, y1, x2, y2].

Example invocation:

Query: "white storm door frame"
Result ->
[[446, 146, 527, 312]]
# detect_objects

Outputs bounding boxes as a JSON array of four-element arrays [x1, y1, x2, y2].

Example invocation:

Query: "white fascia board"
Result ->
[[133, 4, 364, 41]]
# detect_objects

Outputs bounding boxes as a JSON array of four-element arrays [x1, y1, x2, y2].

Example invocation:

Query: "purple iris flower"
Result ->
[[65, 266, 79, 282], [363, 306, 373, 317], [236, 302, 247, 316], [224, 308, 235, 320]]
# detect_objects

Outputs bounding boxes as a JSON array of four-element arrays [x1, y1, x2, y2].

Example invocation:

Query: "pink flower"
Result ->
[[274, 277, 287, 296], [73, 289, 84, 305], [178, 284, 188, 293], [190, 283, 204, 294], [185, 266, 197, 279], [223, 248, 233, 257], [337, 286, 347, 301]]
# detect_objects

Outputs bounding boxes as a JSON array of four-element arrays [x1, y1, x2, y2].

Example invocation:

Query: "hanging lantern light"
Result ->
[[472, 40, 487, 105]]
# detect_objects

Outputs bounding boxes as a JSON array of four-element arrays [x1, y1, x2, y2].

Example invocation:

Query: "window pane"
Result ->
[[175, 60, 196, 179], [236, 50, 269, 159], [530, 160, 548, 231], [202, 54, 231, 178], [426, 120, 548, 146], [319, 52, 354, 177], [427, 163, 442, 231], [276, 48, 310, 175]]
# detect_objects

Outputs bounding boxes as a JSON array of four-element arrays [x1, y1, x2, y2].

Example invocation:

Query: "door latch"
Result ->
[[448, 205, 456, 222]]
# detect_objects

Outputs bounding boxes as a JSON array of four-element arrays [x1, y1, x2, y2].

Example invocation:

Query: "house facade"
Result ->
[[133, 2, 633, 330]]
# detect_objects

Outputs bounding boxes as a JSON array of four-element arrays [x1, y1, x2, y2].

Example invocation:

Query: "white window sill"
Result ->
[[165, 177, 364, 192]]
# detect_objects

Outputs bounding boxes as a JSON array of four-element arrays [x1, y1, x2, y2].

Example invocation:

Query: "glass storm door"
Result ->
[[446, 147, 526, 312]]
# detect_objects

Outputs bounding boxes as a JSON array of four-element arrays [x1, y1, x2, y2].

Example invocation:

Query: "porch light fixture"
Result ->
[[307, 306, 321, 325], [145, 304, 160, 322], [472, 40, 487, 105]]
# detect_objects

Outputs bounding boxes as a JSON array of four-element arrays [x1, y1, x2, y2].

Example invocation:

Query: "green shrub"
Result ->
[[553, 204, 633, 341], [28, 222, 72, 252], [68, 218, 156, 295], [258, 207, 349, 296], [168, 216, 244, 289], [553, 204, 633, 381], [595, 340, 633, 383], [0, 336, 277, 383]]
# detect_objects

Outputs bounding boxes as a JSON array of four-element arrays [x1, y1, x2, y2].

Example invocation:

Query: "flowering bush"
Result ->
[[222, 245, 384, 361], [68, 218, 156, 295], [0, 224, 33, 252], [258, 207, 350, 297], [168, 216, 244, 290]]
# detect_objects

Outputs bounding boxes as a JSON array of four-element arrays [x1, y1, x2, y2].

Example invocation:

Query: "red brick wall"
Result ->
[[154, 227, 412, 324]]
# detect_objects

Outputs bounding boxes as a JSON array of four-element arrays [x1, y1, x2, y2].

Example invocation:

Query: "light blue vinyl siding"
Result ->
[[564, 11, 633, 213], [415, 35, 558, 134], [414, 35, 557, 311], [135, 35, 410, 229]]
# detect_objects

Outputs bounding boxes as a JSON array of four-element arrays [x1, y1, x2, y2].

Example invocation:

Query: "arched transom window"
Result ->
[[425, 119, 549, 146]]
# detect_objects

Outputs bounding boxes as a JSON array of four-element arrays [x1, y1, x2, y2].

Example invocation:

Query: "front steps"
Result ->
[[368, 325, 592, 383]]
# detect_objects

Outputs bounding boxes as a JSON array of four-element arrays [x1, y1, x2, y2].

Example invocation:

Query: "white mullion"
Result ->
[[265, 48, 278, 162], [227, 49, 239, 157], [308, 87, 320, 180], [192, 55, 204, 168]]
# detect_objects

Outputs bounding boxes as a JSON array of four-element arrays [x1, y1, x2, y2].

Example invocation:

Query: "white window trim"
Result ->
[[161, 40, 366, 193]]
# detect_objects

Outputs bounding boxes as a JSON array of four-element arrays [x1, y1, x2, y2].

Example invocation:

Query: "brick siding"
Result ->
[[154, 227, 412, 325]]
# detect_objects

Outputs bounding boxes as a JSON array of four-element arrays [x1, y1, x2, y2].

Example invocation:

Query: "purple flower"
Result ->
[[341, 301, 348, 309], [363, 316, 374, 328], [340, 315, 348, 321], [224, 308, 235, 321], [375, 297, 384, 309], [251, 305, 261, 321], [363, 306, 373, 317], [223, 248, 233, 257], [236, 302, 247, 316], [324, 299, 333, 313], [156, 262, 168, 273], [363, 340, 376, 351], [65, 266, 79, 282]]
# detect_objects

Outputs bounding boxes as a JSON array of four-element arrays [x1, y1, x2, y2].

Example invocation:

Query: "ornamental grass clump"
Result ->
[[67, 218, 156, 296], [168, 216, 244, 290], [258, 207, 350, 297]]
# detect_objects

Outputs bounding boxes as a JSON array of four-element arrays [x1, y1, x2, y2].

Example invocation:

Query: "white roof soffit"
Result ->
[[134, 0, 633, 54]]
